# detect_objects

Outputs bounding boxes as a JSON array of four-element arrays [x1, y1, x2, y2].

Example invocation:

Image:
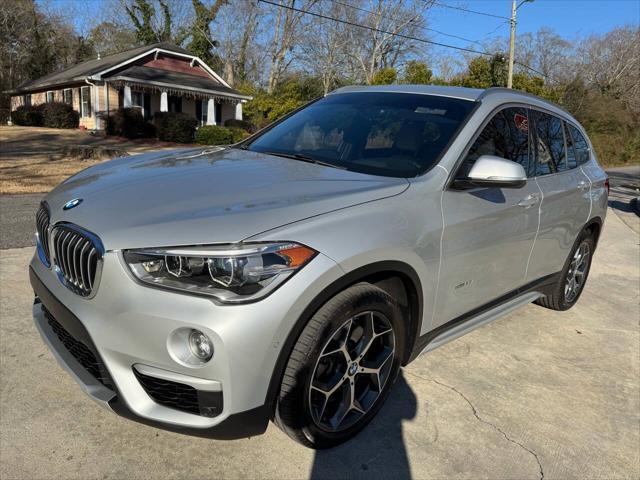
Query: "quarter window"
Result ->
[[80, 86, 91, 117], [531, 110, 566, 175], [566, 124, 590, 165], [459, 107, 531, 178]]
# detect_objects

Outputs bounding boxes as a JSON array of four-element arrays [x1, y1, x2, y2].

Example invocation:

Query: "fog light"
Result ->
[[188, 329, 213, 361]]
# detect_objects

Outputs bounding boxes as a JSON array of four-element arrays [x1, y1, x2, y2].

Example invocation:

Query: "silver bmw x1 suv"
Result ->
[[30, 85, 608, 448]]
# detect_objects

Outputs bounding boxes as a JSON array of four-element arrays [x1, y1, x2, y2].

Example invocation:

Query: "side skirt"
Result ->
[[407, 272, 560, 363]]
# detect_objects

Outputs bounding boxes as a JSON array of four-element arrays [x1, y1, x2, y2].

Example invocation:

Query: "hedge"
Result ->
[[154, 112, 197, 143], [41, 102, 79, 128], [11, 105, 44, 126], [11, 102, 79, 128], [223, 118, 257, 133], [100, 108, 153, 138], [195, 125, 250, 145]]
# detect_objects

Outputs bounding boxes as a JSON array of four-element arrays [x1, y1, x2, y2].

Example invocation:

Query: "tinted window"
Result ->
[[566, 124, 590, 165], [564, 122, 578, 169], [244, 93, 476, 178], [532, 110, 566, 175], [459, 107, 531, 178]]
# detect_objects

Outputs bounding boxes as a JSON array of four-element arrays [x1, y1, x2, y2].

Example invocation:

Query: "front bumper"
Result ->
[[29, 247, 344, 438]]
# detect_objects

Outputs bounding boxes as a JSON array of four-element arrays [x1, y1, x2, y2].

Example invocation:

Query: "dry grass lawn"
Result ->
[[0, 126, 189, 194]]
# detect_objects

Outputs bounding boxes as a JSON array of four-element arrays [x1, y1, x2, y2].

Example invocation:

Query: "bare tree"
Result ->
[[577, 26, 640, 113], [215, 0, 263, 86], [343, 0, 430, 84], [265, 0, 317, 94], [298, 1, 351, 94], [515, 28, 575, 83]]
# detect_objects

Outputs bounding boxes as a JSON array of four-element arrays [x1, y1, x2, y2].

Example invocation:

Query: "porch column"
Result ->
[[123, 85, 132, 108], [160, 91, 168, 112], [94, 84, 100, 129], [104, 82, 109, 118], [234, 102, 243, 120], [207, 98, 216, 125]]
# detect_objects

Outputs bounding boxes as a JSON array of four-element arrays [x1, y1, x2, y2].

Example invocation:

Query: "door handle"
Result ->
[[518, 194, 540, 208], [578, 181, 589, 191]]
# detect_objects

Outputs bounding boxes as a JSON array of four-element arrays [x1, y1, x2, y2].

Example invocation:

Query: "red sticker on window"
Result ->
[[514, 113, 529, 132]]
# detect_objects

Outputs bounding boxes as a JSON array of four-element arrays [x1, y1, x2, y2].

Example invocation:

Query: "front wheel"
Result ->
[[274, 283, 405, 448]]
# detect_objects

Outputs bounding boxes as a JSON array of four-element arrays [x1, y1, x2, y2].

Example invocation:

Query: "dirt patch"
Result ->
[[0, 125, 193, 194]]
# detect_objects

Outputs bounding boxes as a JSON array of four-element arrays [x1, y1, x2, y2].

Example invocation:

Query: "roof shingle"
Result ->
[[13, 43, 194, 93]]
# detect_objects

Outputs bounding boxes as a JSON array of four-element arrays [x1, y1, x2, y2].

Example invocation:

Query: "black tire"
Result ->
[[535, 229, 595, 311], [274, 283, 405, 449]]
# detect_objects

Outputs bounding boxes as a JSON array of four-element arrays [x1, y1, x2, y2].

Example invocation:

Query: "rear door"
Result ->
[[526, 110, 592, 281], [433, 106, 541, 327]]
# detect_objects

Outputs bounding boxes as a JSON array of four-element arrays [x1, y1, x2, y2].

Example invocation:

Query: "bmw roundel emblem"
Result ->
[[63, 198, 83, 210]]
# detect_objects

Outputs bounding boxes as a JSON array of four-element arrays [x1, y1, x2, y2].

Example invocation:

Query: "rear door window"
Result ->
[[531, 110, 567, 175], [459, 107, 532, 178], [566, 124, 590, 165]]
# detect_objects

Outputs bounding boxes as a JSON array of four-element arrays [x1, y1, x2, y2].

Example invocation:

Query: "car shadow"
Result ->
[[309, 371, 417, 480]]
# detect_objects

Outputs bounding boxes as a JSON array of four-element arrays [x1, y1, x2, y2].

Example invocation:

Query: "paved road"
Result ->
[[1, 208, 638, 479], [0, 194, 41, 249]]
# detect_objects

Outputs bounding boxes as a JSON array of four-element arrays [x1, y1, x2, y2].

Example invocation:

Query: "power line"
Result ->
[[429, 1, 511, 20], [479, 19, 511, 41], [259, 0, 551, 80], [259, 0, 494, 57], [328, 0, 484, 47]]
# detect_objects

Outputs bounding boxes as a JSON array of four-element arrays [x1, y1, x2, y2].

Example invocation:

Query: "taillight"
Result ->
[[605, 177, 610, 195]]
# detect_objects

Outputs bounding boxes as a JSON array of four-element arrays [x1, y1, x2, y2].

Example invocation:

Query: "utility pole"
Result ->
[[507, 0, 534, 89], [507, 0, 517, 88]]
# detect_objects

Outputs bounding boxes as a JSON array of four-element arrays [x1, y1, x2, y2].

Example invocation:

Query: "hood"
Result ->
[[45, 147, 409, 250]]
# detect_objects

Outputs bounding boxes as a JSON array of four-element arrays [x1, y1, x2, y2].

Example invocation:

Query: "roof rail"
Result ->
[[478, 87, 570, 114]]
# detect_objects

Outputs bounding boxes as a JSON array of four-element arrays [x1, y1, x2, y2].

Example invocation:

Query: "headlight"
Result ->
[[123, 242, 317, 303]]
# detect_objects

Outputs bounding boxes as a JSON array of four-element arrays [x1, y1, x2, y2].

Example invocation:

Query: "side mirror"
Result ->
[[455, 155, 527, 189]]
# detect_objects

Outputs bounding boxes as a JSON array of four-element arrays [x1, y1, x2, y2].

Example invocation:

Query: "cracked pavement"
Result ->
[[1, 207, 638, 479]]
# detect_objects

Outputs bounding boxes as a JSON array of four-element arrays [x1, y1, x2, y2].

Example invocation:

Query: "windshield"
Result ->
[[242, 92, 476, 177]]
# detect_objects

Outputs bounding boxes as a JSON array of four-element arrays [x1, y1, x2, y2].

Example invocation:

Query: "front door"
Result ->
[[433, 106, 541, 327]]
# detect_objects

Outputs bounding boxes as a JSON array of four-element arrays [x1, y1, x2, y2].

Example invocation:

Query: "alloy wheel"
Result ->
[[308, 311, 395, 432], [565, 241, 590, 303]]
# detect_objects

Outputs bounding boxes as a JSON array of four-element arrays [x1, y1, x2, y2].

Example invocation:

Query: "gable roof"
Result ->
[[110, 65, 249, 99], [11, 43, 204, 93]]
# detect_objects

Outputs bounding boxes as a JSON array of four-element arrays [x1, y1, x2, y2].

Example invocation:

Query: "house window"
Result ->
[[215, 101, 222, 125], [23, 94, 31, 107], [46, 91, 54, 103], [168, 95, 182, 113], [63, 89, 72, 105], [196, 99, 208, 126], [80, 86, 91, 117], [131, 91, 143, 108]]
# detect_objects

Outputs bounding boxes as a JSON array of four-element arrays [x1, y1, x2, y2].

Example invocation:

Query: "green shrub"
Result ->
[[155, 112, 197, 143], [195, 125, 234, 145], [41, 102, 79, 128], [11, 105, 44, 126], [228, 127, 250, 143], [100, 108, 149, 138], [223, 118, 256, 133]]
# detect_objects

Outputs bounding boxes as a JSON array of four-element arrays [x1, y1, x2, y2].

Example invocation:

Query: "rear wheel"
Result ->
[[274, 283, 405, 448], [536, 230, 594, 311]]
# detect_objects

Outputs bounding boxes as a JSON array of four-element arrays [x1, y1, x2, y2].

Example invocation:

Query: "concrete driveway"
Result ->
[[0, 208, 638, 480]]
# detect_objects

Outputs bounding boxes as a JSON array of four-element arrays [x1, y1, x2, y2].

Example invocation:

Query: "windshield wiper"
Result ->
[[263, 151, 346, 170]]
